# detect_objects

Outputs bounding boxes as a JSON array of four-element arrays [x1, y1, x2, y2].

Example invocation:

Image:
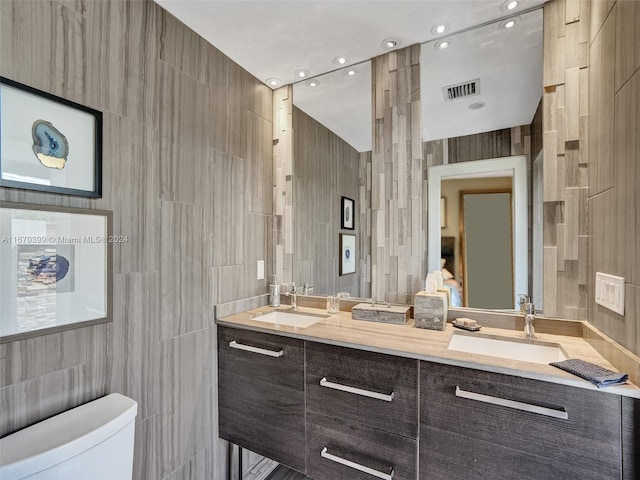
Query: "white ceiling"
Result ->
[[155, 0, 546, 152]]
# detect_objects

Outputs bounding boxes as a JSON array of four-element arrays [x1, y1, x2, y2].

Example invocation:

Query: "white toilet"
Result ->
[[0, 393, 137, 480]]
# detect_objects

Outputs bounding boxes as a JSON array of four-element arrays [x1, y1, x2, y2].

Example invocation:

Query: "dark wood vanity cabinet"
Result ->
[[419, 361, 623, 480], [217, 327, 305, 472], [305, 342, 418, 480], [623, 396, 640, 480], [217, 324, 637, 480]]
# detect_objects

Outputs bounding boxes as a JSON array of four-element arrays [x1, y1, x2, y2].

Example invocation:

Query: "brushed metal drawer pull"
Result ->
[[455, 386, 568, 419], [320, 377, 394, 402], [321, 447, 394, 480], [229, 340, 283, 357]]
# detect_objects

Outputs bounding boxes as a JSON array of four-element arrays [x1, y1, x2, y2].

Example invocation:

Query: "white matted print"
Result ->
[[339, 233, 356, 276], [0, 203, 111, 340]]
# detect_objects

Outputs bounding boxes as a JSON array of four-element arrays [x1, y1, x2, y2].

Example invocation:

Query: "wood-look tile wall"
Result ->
[[542, 0, 590, 321], [586, 0, 640, 357], [273, 86, 294, 287], [371, 45, 424, 303], [0, 2, 274, 479], [292, 107, 360, 296]]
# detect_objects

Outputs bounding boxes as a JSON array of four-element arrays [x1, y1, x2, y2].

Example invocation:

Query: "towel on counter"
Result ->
[[550, 359, 628, 388]]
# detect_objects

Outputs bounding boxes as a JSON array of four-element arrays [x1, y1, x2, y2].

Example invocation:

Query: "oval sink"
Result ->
[[251, 310, 328, 328], [447, 332, 568, 364]]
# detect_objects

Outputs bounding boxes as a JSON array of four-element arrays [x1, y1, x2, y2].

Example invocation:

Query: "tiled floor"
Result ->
[[265, 465, 311, 480]]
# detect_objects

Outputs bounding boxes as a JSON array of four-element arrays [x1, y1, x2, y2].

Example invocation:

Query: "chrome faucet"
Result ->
[[282, 283, 298, 311], [523, 303, 535, 341], [302, 282, 315, 295]]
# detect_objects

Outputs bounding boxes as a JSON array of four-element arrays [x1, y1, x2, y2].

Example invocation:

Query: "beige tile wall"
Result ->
[[292, 107, 360, 296], [371, 45, 424, 303], [587, 0, 640, 356], [0, 2, 274, 479], [542, 0, 590, 320]]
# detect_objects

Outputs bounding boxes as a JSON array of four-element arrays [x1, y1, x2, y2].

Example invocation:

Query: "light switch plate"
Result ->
[[257, 260, 265, 280], [595, 272, 625, 315]]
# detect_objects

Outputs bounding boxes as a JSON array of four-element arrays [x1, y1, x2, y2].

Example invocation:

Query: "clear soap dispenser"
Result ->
[[269, 275, 280, 307], [524, 303, 535, 340]]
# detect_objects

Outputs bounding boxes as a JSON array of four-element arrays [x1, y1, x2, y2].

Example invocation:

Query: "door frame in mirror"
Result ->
[[427, 156, 528, 310]]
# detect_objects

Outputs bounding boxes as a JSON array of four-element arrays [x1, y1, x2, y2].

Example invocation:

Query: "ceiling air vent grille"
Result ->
[[443, 79, 480, 102]]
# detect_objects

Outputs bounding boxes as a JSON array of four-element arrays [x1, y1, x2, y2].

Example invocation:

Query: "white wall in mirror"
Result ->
[[421, 8, 543, 141], [293, 62, 372, 152], [427, 156, 528, 310]]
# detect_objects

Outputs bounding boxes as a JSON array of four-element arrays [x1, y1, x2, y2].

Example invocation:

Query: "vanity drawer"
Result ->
[[306, 411, 417, 480], [419, 361, 622, 480], [306, 341, 418, 438], [218, 327, 305, 472]]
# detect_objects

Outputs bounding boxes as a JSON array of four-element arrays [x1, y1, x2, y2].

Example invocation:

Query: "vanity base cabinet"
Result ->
[[306, 411, 417, 480], [218, 327, 306, 473], [419, 361, 622, 480], [306, 341, 418, 438], [623, 396, 640, 480]]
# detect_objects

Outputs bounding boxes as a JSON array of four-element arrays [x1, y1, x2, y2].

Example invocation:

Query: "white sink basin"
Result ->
[[251, 310, 328, 328], [447, 332, 568, 364]]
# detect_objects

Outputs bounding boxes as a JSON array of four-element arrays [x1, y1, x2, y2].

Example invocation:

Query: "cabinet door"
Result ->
[[306, 411, 417, 480], [218, 327, 305, 472], [306, 341, 418, 438], [420, 361, 622, 480]]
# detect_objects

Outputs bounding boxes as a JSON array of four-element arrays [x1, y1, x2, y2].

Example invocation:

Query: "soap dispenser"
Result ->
[[269, 275, 280, 307]]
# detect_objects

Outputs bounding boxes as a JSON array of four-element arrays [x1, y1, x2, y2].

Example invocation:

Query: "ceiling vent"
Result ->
[[443, 78, 480, 102]]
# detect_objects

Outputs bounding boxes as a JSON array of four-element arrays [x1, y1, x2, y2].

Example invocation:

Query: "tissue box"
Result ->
[[414, 291, 448, 331]]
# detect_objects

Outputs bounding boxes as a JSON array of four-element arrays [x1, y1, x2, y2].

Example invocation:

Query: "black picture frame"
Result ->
[[0, 76, 102, 198], [341, 196, 355, 230]]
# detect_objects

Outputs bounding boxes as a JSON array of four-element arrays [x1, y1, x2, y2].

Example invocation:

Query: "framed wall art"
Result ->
[[339, 233, 356, 276], [0, 202, 112, 342], [341, 196, 355, 230], [0, 77, 102, 197]]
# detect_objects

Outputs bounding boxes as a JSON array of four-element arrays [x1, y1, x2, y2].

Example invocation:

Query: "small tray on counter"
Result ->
[[452, 319, 481, 332]]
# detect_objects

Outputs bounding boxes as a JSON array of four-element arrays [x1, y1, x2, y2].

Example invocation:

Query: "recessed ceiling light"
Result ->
[[501, 0, 519, 11], [295, 69, 309, 79], [382, 37, 401, 50], [501, 16, 520, 29], [469, 102, 486, 110], [265, 78, 281, 87], [435, 39, 451, 50], [344, 68, 358, 77], [306, 79, 320, 87], [431, 23, 450, 35], [334, 56, 348, 65]]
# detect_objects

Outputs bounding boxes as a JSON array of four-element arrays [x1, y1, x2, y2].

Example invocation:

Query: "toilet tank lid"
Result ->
[[0, 393, 137, 477]]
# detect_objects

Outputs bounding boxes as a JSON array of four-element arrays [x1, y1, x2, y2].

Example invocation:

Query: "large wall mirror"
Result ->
[[291, 8, 547, 313]]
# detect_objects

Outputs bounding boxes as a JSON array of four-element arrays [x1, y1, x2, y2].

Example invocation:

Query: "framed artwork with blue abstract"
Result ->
[[0, 77, 102, 197], [0, 202, 112, 342], [339, 233, 356, 276]]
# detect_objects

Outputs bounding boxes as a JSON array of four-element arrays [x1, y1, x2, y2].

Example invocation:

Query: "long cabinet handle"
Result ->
[[455, 386, 568, 420], [229, 340, 283, 357], [321, 447, 394, 480], [320, 377, 394, 402]]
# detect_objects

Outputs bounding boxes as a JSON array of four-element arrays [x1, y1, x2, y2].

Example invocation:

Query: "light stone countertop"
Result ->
[[216, 305, 640, 399]]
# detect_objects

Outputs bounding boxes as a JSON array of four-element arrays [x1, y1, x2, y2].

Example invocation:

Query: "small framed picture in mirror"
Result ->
[[441, 197, 447, 228], [339, 233, 356, 275], [341, 196, 355, 230]]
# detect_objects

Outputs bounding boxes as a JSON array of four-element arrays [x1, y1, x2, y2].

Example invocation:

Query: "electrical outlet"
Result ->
[[257, 260, 265, 280], [595, 272, 625, 315]]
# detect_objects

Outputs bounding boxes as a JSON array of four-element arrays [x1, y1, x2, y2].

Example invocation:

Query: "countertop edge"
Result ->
[[215, 316, 640, 399]]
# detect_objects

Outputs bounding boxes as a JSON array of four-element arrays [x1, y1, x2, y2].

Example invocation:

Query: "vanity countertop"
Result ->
[[216, 305, 640, 399]]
